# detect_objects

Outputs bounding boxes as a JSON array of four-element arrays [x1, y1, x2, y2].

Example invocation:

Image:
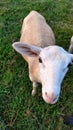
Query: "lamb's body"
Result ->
[[20, 11, 55, 49], [12, 11, 73, 104], [20, 11, 55, 83]]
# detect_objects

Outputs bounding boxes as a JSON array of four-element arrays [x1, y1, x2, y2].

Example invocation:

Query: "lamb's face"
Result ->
[[39, 46, 72, 104], [12, 42, 73, 104]]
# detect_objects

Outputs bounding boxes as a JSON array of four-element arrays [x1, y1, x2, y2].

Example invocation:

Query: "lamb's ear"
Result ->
[[68, 36, 73, 54], [71, 54, 73, 64], [69, 54, 73, 65], [12, 42, 42, 57]]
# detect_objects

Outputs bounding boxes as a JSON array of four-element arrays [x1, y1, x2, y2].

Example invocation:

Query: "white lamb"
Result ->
[[12, 11, 73, 104]]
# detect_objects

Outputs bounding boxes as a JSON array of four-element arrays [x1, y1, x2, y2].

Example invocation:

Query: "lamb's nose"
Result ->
[[45, 92, 57, 103]]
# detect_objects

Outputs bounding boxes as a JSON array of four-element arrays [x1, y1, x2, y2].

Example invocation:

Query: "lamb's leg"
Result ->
[[32, 82, 38, 96]]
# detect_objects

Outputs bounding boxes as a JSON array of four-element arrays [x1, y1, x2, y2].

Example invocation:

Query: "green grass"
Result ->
[[0, 0, 73, 129]]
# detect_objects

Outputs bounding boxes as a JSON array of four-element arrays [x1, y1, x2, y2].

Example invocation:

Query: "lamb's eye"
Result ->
[[67, 63, 71, 68], [39, 57, 42, 63]]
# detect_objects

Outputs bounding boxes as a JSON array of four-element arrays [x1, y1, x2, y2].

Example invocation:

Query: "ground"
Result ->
[[0, 0, 73, 130]]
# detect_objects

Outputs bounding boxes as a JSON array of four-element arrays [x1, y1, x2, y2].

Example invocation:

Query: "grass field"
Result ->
[[0, 0, 73, 130]]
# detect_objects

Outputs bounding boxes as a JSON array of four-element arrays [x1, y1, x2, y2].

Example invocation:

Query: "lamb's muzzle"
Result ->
[[43, 91, 59, 104]]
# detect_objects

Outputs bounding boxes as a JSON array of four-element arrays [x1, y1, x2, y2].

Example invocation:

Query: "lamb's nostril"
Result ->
[[45, 92, 48, 96], [53, 96, 57, 102], [45, 92, 53, 101]]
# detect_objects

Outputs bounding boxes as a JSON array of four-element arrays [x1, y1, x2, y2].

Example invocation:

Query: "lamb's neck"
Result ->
[[29, 57, 41, 83]]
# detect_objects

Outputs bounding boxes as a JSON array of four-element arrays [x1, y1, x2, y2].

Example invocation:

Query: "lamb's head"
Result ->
[[39, 46, 73, 104], [12, 42, 73, 104]]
